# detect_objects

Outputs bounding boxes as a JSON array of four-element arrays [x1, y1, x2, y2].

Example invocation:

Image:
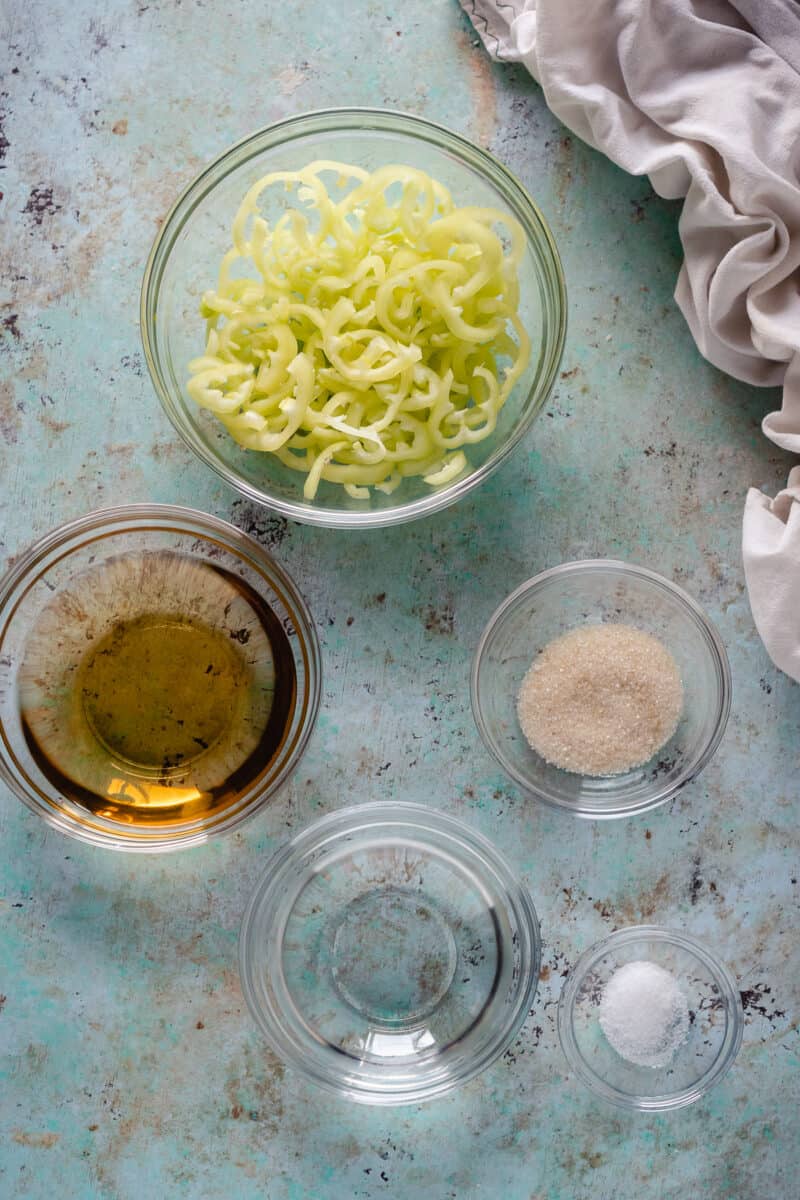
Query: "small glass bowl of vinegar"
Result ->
[[0, 504, 321, 851]]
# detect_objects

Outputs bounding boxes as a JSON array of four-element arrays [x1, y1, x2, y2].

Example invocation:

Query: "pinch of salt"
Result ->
[[598, 959, 690, 1068]]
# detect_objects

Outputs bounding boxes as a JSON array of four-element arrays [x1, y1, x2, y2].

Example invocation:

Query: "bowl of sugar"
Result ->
[[557, 926, 744, 1110], [471, 559, 731, 819]]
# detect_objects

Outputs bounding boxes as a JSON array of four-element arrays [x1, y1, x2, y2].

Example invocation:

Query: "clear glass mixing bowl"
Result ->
[[0, 505, 320, 852], [239, 802, 541, 1104], [141, 108, 566, 527]]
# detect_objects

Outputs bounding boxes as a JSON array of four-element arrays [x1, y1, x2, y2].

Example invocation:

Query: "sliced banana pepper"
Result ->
[[187, 162, 530, 498]]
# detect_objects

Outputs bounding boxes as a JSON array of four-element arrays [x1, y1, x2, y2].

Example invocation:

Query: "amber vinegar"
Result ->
[[18, 551, 296, 828]]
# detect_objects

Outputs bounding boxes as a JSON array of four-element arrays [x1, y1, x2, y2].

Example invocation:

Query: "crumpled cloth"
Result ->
[[461, 0, 800, 681], [744, 467, 800, 683]]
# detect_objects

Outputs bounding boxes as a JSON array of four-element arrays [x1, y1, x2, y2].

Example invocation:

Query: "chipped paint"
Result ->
[[276, 65, 311, 97], [458, 30, 497, 149]]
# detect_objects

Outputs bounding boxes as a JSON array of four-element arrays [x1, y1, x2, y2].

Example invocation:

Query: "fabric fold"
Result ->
[[743, 468, 800, 682], [461, 0, 800, 679]]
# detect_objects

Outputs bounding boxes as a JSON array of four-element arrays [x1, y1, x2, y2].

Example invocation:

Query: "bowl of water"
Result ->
[[239, 801, 541, 1104]]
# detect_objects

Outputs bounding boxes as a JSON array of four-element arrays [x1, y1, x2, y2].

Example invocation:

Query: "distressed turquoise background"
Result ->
[[1, 1, 798, 1197]]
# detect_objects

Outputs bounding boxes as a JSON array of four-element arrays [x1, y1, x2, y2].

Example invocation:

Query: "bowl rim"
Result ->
[[556, 924, 744, 1111], [140, 106, 567, 529], [470, 558, 732, 819], [0, 503, 322, 852], [238, 799, 542, 1105]]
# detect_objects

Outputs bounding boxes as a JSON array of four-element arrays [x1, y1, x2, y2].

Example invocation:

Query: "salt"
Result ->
[[598, 960, 689, 1068]]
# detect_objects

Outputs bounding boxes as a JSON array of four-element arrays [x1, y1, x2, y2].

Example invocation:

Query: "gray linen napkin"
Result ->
[[461, 0, 800, 681]]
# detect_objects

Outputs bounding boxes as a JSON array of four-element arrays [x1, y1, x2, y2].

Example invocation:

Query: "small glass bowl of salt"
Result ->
[[558, 926, 744, 1110]]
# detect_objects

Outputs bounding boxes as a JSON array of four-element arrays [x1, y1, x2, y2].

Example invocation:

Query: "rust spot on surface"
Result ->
[[539, 964, 551, 981], [226, 1043, 286, 1135], [644, 440, 678, 459], [88, 1124, 98, 1132], [8, 155, 203, 307], [580, 1150, 605, 1169], [336, 1136, 362, 1161], [276, 65, 310, 96], [89, 18, 110, 53], [628, 871, 672, 921], [2, 314, 21, 341], [0, 92, 9, 166], [230, 498, 289, 549], [554, 136, 574, 207], [23, 186, 62, 226], [645, 829, 652, 840], [39, 413, 71, 435], [149, 440, 181, 461], [195, 1019, 205, 1029], [417, 603, 454, 636], [458, 31, 496, 148], [0, 380, 21, 444], [417, 951, 448, 1000], [740, 983, 786, 1024], [112, 118, 128, 135], [12, 1130, 60, 1148]]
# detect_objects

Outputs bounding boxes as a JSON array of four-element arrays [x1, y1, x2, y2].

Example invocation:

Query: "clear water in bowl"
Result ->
[[239, 802, 541, 1103]]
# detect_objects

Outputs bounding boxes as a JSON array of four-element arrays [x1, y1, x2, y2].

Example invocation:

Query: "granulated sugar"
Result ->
[[598, 960, 690, 1068], [516, 623, 683, 776]]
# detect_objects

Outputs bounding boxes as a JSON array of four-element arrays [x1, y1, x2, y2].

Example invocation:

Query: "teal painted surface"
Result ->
[[1, 1, 798, 1197]]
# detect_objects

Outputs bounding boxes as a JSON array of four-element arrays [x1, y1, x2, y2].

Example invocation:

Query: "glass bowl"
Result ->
[[558, 926, 744, 1110], [0, 504, 320, 852], [471, 560, 731, 819], [239, 801, 541, 1105], [141, 107, 566, 528]]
